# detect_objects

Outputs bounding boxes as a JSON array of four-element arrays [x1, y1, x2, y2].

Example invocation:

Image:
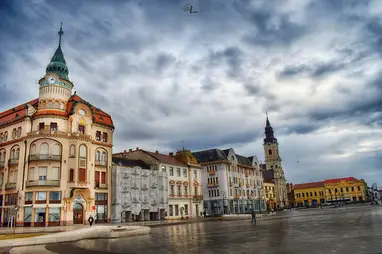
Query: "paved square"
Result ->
[[41, 207, 382, 253]]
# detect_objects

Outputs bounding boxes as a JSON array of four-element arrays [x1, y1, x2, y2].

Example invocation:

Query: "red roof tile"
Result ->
[[324, 177, 357, 184], [0, 99, 39, 126], [143, 150, 186, 166], [294, 181, 325, 190]]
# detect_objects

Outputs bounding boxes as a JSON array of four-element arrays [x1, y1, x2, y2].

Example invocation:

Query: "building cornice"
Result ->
[[0, 137, 25, 148], [0, 117, 27, 129]]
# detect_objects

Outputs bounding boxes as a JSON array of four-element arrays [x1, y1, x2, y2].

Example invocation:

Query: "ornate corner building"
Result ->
[[262, 116, 288, 209], [0, 25, 114, 227]]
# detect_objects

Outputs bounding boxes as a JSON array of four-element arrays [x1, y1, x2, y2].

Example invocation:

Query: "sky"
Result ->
[[0, 0, 381, 186]]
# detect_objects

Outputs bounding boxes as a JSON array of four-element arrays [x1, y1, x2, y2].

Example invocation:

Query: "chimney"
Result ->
[[169, 152, 174, 156], [155, 150, 159, 153], [136, 147, 139, 151]]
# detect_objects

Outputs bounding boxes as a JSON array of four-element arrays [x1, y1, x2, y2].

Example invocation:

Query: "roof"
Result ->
[[235, 154, 252, 167], [144, 150, 186, 166], [112, 157, 151, 169], [0, 99, 39, 127], [294, 181, 325, 190], [192, 149, 228, 163], [0, 94, 113, 128], [324, 177, 357, 184]]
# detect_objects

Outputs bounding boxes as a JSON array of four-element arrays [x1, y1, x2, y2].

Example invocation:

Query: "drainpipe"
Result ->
[[22, 140, 27, 191]]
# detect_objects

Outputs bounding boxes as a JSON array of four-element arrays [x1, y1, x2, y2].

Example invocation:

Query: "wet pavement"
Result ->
[[23, 207, 382, 253]]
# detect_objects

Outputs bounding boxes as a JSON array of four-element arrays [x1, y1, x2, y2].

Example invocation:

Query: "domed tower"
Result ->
[[38, 23, 73, 111]]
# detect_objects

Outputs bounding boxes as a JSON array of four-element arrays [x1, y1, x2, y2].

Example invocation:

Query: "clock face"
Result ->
[[48, 76, 56, 84]]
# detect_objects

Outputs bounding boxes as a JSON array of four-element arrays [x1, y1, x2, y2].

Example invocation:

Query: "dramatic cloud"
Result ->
[[1, 0, 381, 185]]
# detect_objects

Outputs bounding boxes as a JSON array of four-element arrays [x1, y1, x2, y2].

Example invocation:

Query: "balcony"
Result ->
[[192, 195, 203, 201], [29, 154, 62, 162], [207, 183, 219, 188], [94, 182, 108, 189], [5, 182, 16, 190], [208, 170, 216, 176], [8, 158, 19, 166], [26, 180, 60, 187], [95, 160, 107, 167]]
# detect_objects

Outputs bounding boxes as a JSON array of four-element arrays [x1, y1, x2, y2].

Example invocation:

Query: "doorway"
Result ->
[[73, 203, 83, 224]]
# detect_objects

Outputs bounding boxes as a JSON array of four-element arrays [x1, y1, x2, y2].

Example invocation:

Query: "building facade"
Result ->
[[192, 148, 266, 215], [286, 183, 295, 208], [263, 116, 288, 209], [264, 181, 276, 211], [294, 177, 368, 207], [113, 148, 203, 219], [294, 182, 325, 207], [111, 158, 168, 223], [0, 25, 114, 227]]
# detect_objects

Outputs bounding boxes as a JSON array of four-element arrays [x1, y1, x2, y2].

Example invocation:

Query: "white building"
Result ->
[[111, 158, 168, 223], [113, 148, 203, 219], [193, 148, 266, 215]]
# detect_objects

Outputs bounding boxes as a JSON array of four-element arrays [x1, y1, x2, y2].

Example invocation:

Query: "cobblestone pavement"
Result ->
[[12, 206, 382, 254]]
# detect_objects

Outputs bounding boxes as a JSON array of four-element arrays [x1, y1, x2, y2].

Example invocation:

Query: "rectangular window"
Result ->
[[194, 186, 198, 195], [101, 172, 106, 183], [48, 207, 60, 222], [78, 125, 85, 134], [217, 189, 220, 196], [177, 186, 181, 196], [69, 169, 74, 182], [96, 205, 107, 221], [36, 192, 47, 201], [49, 167, 59, 180], [357, 186, 361, 191], [177, 168, 181, 177], [96, 193, 108, 201], [24, 207, 32, 223], [38, 167, 47, 181], [95, 171, 100, 183], [184, 204, 188, 215], [314, 192, 317, 196], [170, 185, 174, 196], [161, 166, 166, 173], [25, 192, 33, 204], [79, 168, 86, 182], [49, 191, 61, 202], [352, 187, 354, 191], [183, 169, 187, 177], [5, 194, 17, 205], [169, 205, 173, 216], [175, 205, 179, 216], [96, 131, 101, 141], [102, 132, 108, 142], [169, 167, 174, 176], [28, 167, 35, 180], [50, 122, 57, 132], [34, 208, 46, 223], [39, 122, 45, 131], [184, 186, 188, 196], [194, 170, 197, 178]]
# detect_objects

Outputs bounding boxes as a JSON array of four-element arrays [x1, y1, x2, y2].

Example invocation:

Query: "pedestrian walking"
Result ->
[[88, 215, 94, 226], [251, 210, 256, 226]]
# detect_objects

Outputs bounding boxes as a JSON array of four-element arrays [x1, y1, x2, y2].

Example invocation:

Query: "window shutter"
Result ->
[[101, 172, 106, 183], [79, 168, 86, 182], [95, 171, 100, 183], [49, 167, 59, 180]]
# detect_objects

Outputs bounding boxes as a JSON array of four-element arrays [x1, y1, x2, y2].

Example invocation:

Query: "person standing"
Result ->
[[88, 215, 94, 226], [251, 210, 256, 225]]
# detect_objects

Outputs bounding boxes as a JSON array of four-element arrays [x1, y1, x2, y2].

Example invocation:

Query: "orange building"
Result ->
[[294, 181, 325, 207]]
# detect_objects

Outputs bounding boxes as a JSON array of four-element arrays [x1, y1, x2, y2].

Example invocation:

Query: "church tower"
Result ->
[[38, 23, 73, 112], [263, 114, 288, 209]]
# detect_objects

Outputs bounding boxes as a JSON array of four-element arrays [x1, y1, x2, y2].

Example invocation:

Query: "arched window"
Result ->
[[40, 143, 49, 155], [30, 144, 36, 155], [53, 102, 59, 109], [79, 145, 87, 158], [70, 145, 75, 157], [11, 149, 15, 159], [268, 149, 272, 155], [42, 101, 46, 109], [16, 148, 20, 159], [53, 144, 61, 155], [101, 151, 106, 162], [48, 101, 52, 109], [60, 102, 65, 110], [95, 151, 100, 161]]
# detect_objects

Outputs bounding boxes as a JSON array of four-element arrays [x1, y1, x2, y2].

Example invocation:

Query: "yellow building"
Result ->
[[324, 177, 367, 203], [264, 181, 276, 210], [294, 182, 325, 207]]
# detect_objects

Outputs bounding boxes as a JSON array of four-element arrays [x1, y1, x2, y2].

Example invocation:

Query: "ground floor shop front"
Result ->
[[204, 198, 267, 216], [166, 197, 203, 219], [0, 189, 110, 227]]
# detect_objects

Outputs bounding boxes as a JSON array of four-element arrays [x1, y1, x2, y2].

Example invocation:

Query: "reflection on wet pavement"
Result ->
[[50, 207, 382, 254]]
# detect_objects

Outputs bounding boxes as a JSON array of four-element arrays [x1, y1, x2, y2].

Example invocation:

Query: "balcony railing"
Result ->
[[5, 182, 16, 190], [94, 182, 108, 189], [8, 158, 19, 166], [208, 170, 216, 176], [95, 160, 107, 167], [29, 154, 62, 162], [26, 180, 60, 187]]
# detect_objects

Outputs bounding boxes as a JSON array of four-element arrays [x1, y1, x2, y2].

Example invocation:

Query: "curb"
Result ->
[[0, 226, 150, 249]]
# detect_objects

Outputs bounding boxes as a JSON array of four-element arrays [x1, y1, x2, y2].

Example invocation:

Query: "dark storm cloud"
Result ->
[[0, 84, 16, 108], [155, 53, 176, 74], [282, 124, 319, 135]]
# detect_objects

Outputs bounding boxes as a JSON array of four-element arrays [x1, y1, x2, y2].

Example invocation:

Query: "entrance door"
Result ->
[[73, 203, 83, 224]]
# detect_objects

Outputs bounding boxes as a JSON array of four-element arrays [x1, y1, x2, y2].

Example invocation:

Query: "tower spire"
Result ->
[[58, 22, 64, 46], [264, 114, 277, 144]]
